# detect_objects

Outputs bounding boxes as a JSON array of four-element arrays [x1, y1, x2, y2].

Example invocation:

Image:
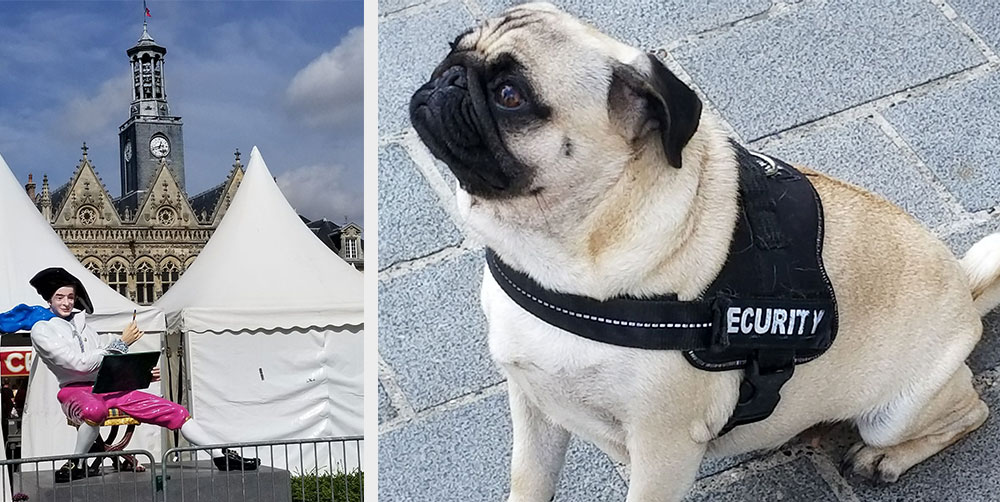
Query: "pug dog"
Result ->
[[408, 3, 1000, 501]]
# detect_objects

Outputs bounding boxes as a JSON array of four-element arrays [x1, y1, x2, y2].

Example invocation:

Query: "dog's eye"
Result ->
[[495, 83, 525, 110]]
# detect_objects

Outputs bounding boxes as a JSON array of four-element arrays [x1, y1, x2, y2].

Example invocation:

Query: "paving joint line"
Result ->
[[751, 61, 996, 146], [929, 0, 1000, 65], [378, 132, 408, 148], [378, 354, 418, 428], [934, 212, 1000, 246], [400, 130, 466, 226], [808, 449, 863, 502], [749, 111, 987, 240], [378, 380, 508, 435], [662, 1, 800, 53], [378, 241, 480, 280], [613, 463, 630, 487], [461, 0, 485, 21], [930, 215, 996, 245], [378, 0, 459, 21], [869, 111, 971, 220]]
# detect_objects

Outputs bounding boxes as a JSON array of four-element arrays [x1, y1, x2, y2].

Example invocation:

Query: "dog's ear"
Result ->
[[607, 54, 702, 168]]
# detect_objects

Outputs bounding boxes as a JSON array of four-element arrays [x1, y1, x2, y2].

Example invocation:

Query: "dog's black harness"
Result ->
[[486, 143, 838, 434]]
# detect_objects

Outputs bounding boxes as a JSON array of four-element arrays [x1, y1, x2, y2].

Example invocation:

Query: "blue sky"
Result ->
[[0, 0, 363, 225]]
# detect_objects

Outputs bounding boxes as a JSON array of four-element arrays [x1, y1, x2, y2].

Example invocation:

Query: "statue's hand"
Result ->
[[122, 321, 144, 346]]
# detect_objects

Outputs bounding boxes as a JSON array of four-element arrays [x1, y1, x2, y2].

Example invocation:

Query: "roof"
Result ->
[[307, 218, 342, 250], [49, 182, 69, 214], [189, 180, 227, 219], [113, 191, 142, 218]]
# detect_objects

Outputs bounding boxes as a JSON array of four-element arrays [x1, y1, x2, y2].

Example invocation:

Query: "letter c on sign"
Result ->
[[4, 352, 24, 375]]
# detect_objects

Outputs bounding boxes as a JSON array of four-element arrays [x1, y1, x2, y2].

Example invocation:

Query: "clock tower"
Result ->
[[119, 22, 185, 209]]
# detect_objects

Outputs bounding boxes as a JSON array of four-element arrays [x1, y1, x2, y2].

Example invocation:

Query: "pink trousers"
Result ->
[[57, 384, 190, 430]]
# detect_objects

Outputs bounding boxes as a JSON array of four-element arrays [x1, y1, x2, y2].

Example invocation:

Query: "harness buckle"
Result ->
[[720, 354, 796, 435]]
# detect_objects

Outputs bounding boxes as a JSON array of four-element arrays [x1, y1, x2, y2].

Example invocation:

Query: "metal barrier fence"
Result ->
[[0, 436, 363, 502], [161, 436, 363, 502], [0, 449, 158, 502]]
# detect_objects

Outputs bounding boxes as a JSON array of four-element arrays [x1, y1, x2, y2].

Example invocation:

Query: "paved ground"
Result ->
[[377, 0, 1000, 500]]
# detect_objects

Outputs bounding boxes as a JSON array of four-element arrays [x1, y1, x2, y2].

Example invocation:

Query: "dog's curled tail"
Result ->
[[961, 233, 1000, 316]]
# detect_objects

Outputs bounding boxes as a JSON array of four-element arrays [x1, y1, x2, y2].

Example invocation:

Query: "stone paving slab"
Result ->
[[949, 0, 1000, 54], [756, 119, 956, 229], [378, 393, 512, 501], [883, 71, 1000, 212], [673, 0, 985, 140], [379, 1, 475, 136], [969, 310, 1000, 375], [686, 455, 839, 502], [475, 0, 770, 48], [378, 250, 502, 411], [847, 376, 1000, 501], [378, 143, 463, 269], [378, 392, 627, 501]]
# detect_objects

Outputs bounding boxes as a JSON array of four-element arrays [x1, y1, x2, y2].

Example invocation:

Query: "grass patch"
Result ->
[[290, 468, 363, 502]]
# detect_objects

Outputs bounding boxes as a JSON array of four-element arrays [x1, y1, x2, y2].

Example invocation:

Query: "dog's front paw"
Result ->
[[840, 442, 906, 484]]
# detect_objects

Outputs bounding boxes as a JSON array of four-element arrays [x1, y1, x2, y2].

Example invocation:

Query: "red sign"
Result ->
[[1, 350, 32, 376]]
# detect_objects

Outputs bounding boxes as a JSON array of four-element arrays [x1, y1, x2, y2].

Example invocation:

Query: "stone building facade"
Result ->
[[23, 23, 362, 305]]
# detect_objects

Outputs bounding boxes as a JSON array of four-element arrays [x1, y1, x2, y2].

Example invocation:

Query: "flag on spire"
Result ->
[[144, 0, 151, 17]]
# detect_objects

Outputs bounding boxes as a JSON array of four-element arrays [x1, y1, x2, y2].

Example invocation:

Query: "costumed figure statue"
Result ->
[[0, 267, 260, 482]]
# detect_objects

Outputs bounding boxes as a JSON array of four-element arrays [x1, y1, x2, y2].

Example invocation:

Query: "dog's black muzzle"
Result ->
[[409, 63, 532, 199]]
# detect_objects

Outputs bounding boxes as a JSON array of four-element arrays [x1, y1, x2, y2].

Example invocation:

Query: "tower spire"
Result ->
[[119, 20, 186, 203]]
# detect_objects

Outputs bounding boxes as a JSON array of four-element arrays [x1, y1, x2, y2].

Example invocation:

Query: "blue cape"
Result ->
[[0, 304, 56, 333]]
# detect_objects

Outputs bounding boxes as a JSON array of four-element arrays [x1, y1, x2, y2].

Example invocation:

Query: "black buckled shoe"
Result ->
[[212, 449, 260, 471], [54, 460, 102, 483]]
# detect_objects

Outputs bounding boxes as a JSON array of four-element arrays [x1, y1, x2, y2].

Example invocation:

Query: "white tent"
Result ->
[[0, 152, 167, 472], [154, 147, 363, 470]]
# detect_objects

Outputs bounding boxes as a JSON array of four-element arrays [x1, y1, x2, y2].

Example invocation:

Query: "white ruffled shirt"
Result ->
[[30, 311, 128, 388]]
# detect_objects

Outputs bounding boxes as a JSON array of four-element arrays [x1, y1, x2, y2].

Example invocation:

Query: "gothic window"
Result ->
[[107, 262, 129, 298], [135, 262, 155, 305], [161, 261, 180, 295], [345, 238, 359, 259], [84, 260, 102, 279], [78, 206, 97, 225]]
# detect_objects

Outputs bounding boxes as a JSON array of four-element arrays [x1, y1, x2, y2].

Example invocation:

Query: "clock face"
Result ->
[[123, 141, 133, 162], [149, 136, 170, 158]]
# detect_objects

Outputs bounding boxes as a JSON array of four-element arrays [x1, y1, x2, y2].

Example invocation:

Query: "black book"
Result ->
[[92, 351, 161, 394]]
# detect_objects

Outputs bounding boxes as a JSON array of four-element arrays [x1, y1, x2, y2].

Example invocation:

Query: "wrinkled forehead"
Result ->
[[452, 4, 642, 77]]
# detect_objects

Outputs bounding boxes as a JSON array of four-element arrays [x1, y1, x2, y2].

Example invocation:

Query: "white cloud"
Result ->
[[285, 26, 363, 129], [276, 163, 362, 224], [58, 73, 131, 139]]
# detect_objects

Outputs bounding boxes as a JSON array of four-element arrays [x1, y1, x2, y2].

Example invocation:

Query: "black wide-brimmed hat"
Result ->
[[29, 267, 94, 314]]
